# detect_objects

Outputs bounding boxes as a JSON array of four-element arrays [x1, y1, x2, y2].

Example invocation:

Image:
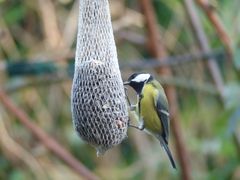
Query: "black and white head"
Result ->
[[124, 73, 153, 94]]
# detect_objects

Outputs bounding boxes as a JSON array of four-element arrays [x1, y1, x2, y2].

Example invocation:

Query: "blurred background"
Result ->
[[0, 0, 240, 179]]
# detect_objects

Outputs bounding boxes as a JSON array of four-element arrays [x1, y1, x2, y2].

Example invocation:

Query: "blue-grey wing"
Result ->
[[155, 93, 170, 144]]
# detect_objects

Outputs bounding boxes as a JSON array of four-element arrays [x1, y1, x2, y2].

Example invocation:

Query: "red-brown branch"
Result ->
[[183, 0, 225, 102], [196, 0, 233, 61], [139, 0, 192, 180], [0, 89, 99, 180]]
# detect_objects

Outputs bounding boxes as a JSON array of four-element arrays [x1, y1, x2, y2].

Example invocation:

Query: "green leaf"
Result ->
[[3, 4, 26, 25], [223, 82, 240, 108], [9, 170, 27, 180]]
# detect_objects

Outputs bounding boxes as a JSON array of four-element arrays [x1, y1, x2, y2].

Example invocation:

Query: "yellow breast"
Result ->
[[140, 83, 162, 133]]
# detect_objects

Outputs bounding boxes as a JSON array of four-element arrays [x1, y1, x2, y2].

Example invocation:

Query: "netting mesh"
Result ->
[[71, 0, 128, 155]]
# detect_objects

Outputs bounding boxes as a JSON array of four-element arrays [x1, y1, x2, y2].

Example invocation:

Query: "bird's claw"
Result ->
[[128, 123, 144, 131], [138, 120, 145, 130], [130, 104, 137, 111]]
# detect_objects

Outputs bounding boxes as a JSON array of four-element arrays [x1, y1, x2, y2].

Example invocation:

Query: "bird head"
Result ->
[[124, 73, 153, 94]]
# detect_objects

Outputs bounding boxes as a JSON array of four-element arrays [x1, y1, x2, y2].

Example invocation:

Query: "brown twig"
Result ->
[[0, 90, 99, 180], [233, 131, 240, 158], [62, 0, 79, 50], [0, 20, 20, 58], [183, 0, 225, 102], [139, 0, 192, 179], [196, 0, 233, 61], [0, 118, 47, 180], [37, 0, 63, 49]]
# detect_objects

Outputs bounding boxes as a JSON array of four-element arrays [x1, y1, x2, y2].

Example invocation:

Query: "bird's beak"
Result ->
[[123, 81, 130, 85]]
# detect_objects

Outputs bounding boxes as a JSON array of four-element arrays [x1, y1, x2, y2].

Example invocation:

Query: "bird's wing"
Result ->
[[155, 91, 170, 144]]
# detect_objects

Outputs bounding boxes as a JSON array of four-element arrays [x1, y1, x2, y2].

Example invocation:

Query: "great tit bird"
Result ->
[[124, 72, 176, 169]]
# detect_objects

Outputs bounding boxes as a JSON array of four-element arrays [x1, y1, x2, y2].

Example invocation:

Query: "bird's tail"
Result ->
[[160, 139, 176, 169]]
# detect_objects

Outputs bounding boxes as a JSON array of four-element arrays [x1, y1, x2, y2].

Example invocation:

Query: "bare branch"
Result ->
[[0, 90, 99, 180], [139, 0, 192, 179], [183, 0, 225, 102], [196, 0, 233, 61]]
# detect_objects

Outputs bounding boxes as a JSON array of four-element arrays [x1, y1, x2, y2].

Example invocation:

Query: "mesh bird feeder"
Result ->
[[71, 0, 128, 155]]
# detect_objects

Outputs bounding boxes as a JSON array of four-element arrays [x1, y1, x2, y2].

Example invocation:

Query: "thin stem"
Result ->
[[139, 0, 192, 179], [196, 0, 233, 61], [183, 0, 225, 103], [0, 90, 99, 180]]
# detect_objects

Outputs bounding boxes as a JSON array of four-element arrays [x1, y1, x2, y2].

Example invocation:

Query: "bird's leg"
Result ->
[[130, 104, 137, 111], [138, 117, 145, 130], [124, 86, 137, 111], [127, 107, 144, 131], [129, 94, 145, 131], [128, 124, 141, 130], [128, 120, 145, 131], [126, 89, 145, 131], [127, 109, 145, 131], [124, 87, 132, 107], [131, 94, 145, 131], [127, 117, 138, 129], [137, 94, 144, 122], [128, 122, 145, 131]]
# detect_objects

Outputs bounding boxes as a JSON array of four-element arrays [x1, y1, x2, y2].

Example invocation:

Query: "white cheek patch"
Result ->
[[132, 74, 150, 83]]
